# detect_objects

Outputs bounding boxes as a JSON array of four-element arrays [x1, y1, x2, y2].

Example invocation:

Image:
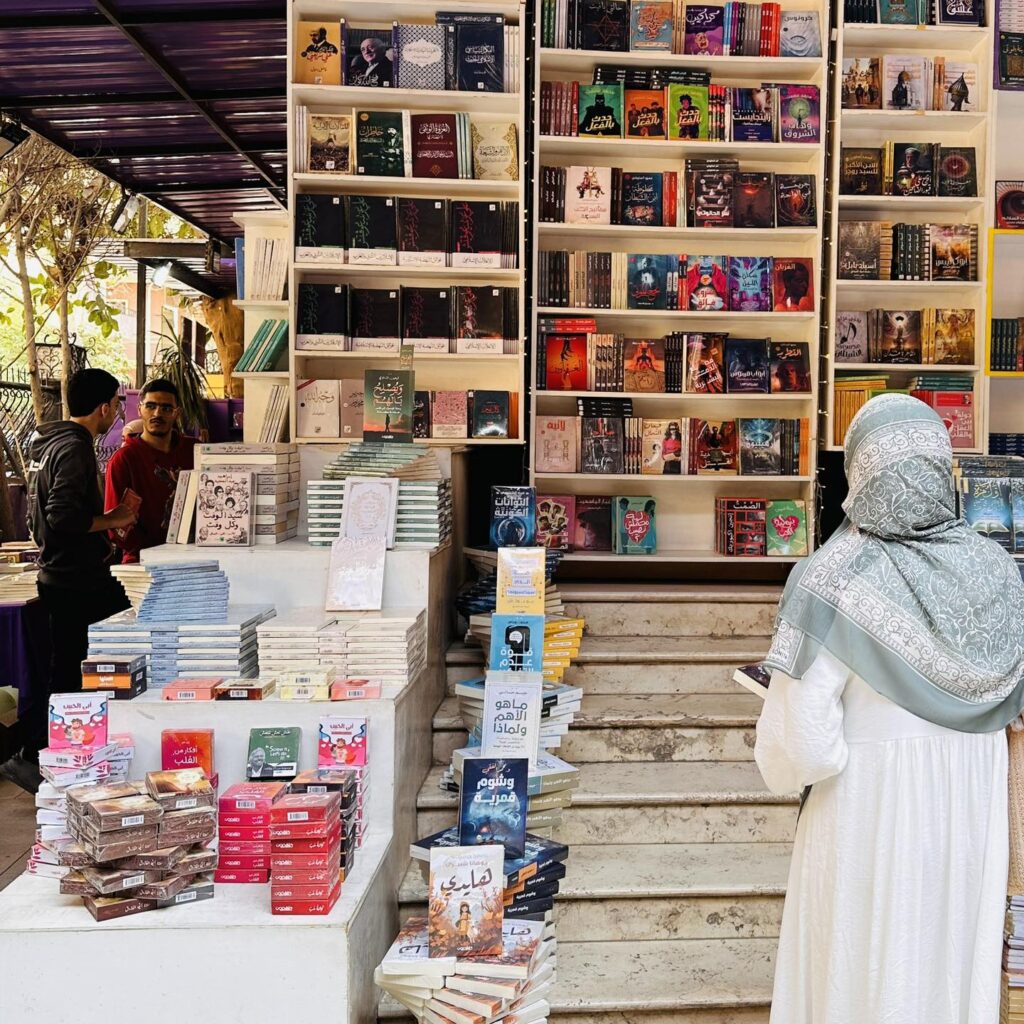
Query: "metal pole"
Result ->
[[134, 198, 148, 389]]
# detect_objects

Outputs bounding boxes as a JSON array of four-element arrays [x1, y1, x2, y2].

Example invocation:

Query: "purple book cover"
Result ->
[[683, 5, 724, 55], [728, 257, 772, 312], [778, 85, 820, 143]]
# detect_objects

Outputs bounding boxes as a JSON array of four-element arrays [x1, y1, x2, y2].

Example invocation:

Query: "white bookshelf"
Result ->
[[823, 5, 995, 453], [529, 6, 830, 563], [285, 0, 528, 447]]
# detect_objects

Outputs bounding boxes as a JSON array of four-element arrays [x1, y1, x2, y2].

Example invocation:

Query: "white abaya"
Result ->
[[755, 648, 1008, 1024]]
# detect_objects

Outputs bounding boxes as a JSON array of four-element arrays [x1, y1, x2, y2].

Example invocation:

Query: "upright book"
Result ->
[[363, 369, 415, 443], [458, 757, 529, 858], [195, 470, 255, 547], [490, 486, 536, 547], [428, 846, 504, 958]]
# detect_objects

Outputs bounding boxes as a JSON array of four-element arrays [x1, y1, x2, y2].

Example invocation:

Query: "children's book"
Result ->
[[428, 846, 504, 958]]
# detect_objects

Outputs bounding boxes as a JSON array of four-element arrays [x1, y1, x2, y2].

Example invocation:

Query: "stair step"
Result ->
[[378, 938, 774, 1019], [381, 1005, 770, 1024], [556, 583, 783, 604], [562, 600, 777, 639]]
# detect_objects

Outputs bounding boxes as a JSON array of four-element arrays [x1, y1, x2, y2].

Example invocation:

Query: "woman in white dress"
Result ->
[[755, 393, 1024, 1024]]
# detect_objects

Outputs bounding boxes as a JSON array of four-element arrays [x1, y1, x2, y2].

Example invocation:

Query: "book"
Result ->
[[630, 0, 674, 49], [488, 614, 545, 672], [693, 169, 734, 226], [394, 24, 446, 90], [432, 391, 468, 439], [684, 5, 724, 54], [451, 202, 503, 268], [937, 0, 983, 24], [937, 147, 978, 198], [490, 486, 537, 547], [195, 470, 254, 547], [879, 0, 920, 23], [471, 120, 519, 180], [296, 379, 341, 438], [363, 369, 414, 443], [535, 416, 579, 473], [890, 142, 935, 197], [772, 257, 814, 311], [878, 310, 922, 363], [410, 114, 460, 179], [779, 11, 820, 57], [544, 333, 588, 391], [932, 308, 975, 365], [246, 727, 300, 780], [733, 663, 771, 697], [308, 112, 351, 173], [996, 181, 1024, 229], [294, 193, 345, 264], [581, 417, 625, 474], [940, 60, 977, 111], [296, 283, 348, 350], [685, 256, 728, 311], [778, 85, 819, 143], [668, 83, 708, 139], [573, 496, 613, 550], [841, 57, 881, 109], [495, 547, 546, 615], [766, 499, 808, 556], [694, 419, 738, 473], [535, 495, 575, 549], [733, 173, 774, 229], [835, 311, 869, 362], [325, 536, 386, 611], [775, 174, 816, 227], [470, 391, 510, 438], [837, 221, 881, 280], [725, 338, 770, 393], [341, 477, 399, 547], [577, 84, 623, 136], [295, 21, 341, 85], [481, 673, 543, 768], [612, 495, 657, 553], [48, 693, 109, 749], [623, 338, 666, 391], [401, 286, 451, 352], [317, 716, 368, 768], [344, 24, 394, 87], [628, 254, 670, 309], [883, 54, 928, 110], [621, 172, 664, 226], [566, 166, 613, 223], [641, 419, 684, 475], [413, 390, 430, 438], [355, 110, 406, 177], [397, 198, 448, 268], [625, 89, 667, 138], [839, 148, 883, 195], [428, 846, 504, 957], [346, 195, 398, 265], [770, 342, 811, 392], [580, 0, 631, 50], [930, 224, 974, 281], [459, 757, 529, 858], [739, 418, 782, 475], [730, 88, 774, 143], [728, 257, 772, 312], [340, 378, 364, 438], [455, 22, 504, 92]]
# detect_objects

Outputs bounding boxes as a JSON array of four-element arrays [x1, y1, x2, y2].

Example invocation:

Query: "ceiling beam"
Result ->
[[89, 0, 285, 198], [73, 141, 285, 160], [3, 87, 284, 110], [0, 8, 283, 29], [137, 258, 226, 300]]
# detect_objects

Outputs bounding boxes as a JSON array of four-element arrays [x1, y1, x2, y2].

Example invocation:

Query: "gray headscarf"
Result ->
[[764, 393, 1024, 732]]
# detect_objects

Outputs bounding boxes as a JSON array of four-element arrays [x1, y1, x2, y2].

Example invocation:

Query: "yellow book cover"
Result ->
[[496, 548, 546, 616], [295, 21, 342, 85]]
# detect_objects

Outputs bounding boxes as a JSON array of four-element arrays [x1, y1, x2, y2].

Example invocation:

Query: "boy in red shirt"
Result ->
[[104, 378, 197, 562]]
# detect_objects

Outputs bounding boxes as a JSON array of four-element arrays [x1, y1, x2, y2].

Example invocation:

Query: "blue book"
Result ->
[[489, 486, 536, 547], [234, 238, 245, 299], [730, 88, 775, 143], [489, 614, 545, 673], [627, 254, 670, 309], [962, 479, 1012, 550], [620, 173, 663, 226], [458, 756, 529, 857]]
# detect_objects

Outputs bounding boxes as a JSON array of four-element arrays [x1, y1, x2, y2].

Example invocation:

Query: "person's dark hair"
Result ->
[[67, 368, 120, 417], [140, 378, 180, 404]]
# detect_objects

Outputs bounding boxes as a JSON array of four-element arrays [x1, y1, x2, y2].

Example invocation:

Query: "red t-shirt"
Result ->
[[104, 432, 197, 562]]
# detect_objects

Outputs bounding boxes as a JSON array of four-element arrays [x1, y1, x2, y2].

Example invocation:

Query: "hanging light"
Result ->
[[151, 261, 174, 287], [109, 189, 140, 233]]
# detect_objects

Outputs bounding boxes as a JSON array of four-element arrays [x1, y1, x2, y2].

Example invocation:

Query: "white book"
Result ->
[[194, 470, 255, 547], [176, 470, 200, 544], [480, 671, 543, 770], [341, 477, 399, 548], [166, 470, 192, 544], [325, 536, 386, 611], [296, 378, 341, 438]]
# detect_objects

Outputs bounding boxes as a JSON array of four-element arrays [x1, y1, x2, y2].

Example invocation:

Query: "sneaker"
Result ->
[[0, 755, 42, 795]]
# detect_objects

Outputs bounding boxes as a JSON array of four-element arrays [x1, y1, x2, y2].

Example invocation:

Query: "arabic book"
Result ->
[[488, 614, 546, 673], [458, 756, 528, 858], [480, 671, 543, 769], [428, 846, 504, 958]]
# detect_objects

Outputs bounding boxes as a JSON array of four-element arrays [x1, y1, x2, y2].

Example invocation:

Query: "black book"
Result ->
[[733, 172, 774, 228], [413, 390, 431, 438], [890, 142, 937, 197], [401, 287, 453, 351], [839, 148, 883, 196], [451, 201, 504, 267], [456, 285, 506, 346], [294, 194, 345, 260], [724, 338, 771, 393], [343, 24, 394, 87], [469, 390, 510, 438], [355, 110, 405, 177], [580, 416, 625, 474], [344, 194, 397, 264], [397, 198, 448, 266], [837, 221, 881, 280], [454, 22, 504, 92], [937, 146, 978, 198], [775, 174, 816, 227], [350, 287, 401, 345], [580, 0, 630, 50], [295, 283, 349, 348]]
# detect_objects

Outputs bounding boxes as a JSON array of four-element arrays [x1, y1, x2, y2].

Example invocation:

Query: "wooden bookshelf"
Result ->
[[822, 4, 995, 454], [285, 0, 527, 447]]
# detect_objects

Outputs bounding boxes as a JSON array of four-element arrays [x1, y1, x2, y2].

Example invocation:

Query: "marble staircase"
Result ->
[[381, 583, 798, 1024]]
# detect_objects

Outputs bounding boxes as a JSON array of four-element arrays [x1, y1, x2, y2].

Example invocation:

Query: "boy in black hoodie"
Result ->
[[4, 370, 138, 790]]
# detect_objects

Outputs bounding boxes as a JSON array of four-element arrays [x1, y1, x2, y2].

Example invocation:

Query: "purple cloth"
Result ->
[[0, 600, 48, 707]]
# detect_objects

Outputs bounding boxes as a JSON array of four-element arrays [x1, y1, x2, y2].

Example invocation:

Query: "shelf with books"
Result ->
[[232, 371, 292, 380], [836, 279, 982, 291], [292, 172, 520, 198], [832, 362, 980, 371], [534, 389, 814, 401], [535, 305, 816, 320], [294, 351, 521, 361], [294, 435, 515, 445], [292, 263, 521, 280], [293, 0, 525, 19], [539, 222, 819, 243], [533, 472, 814, 483], [838, 194, 986, 211], [539, 48, 823, 79], [538, 134, 820, 164], [840, 109, 988, 130], [233, 299, 291, 312], [555, 547, 804, 563], [291, 84, 522, 113]]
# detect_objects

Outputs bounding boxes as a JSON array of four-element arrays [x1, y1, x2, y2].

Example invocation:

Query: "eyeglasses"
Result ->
[[141, 401, 177, 414]]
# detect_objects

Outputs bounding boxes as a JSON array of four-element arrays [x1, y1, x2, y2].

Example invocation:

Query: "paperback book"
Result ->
[[458, 757, 529, 858]]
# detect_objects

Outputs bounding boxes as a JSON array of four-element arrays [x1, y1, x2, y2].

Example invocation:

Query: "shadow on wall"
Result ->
[[818, 449, 849, 544]]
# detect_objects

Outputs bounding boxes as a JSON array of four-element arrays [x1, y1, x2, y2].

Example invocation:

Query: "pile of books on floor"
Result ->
[[321, 442, 443, 481], [306, 477, 454, 550], [1004, 894, 1024, 1021], [111, 561, 229, 622]]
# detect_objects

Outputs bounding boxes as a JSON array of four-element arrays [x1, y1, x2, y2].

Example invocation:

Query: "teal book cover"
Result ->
[[613, 495, 657, 554], [577, 84, 623, 137]]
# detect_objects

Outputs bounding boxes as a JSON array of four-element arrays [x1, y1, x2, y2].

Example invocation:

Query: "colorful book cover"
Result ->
[[49, 693, 109, 750], [628, 254, 670, 309], [695, 419, 738, 473], [577, 84, 623, 137], [835, 311, 869, 362], [730, 88, 774, 142], [778, 85, 819, 143], [629, 0, 673, 50], [932, 308, 975, 365], [471, 121, 519, 181], [246, 726, 301, 780], [355, 110, 405, 177], [775, 174, 816, 227], [693, 171, 734, 228], [622, 337, 666, 391], [161, 729, 214, 776], [770, 342, 812, 392], [621, 172, 664, 226], [930, 225, 973, 281], [344, 25, 394, 87], [641, 419, 684, 475], [413, 390, 431, 438], [725, 338, 770, 393], [941, 61, 977, 111], [937, 147, 978, 198], [890, 142, 935, 197], [772, 257, 814, 312], [878, 311, 923, 363], [733, 173, 774, 228], [668, 83, 709, 140], [544, 333, 588, 391], [565, 166, 613, 224], [841, 57, 881, 109], [490, 486, 537, 547], [581, 417, 625, 474], [536, 495, 575, 550], [837, 222, 880, 280], [573, 496, 613, 550], [308, 113, 351, 173], [727, 257, 772, 312], [459, 757, 529, 858], [839, 147, 883, 195], [996, 181, 1024, 229], [295, 21, 341, 85], [495, 548, 546, 615], [624, 89, 668, 138], [766, 499, 808, 556], [613, 496, 657, 553], [937, 0, 982, 23], [879, 0, 920, 24], [960, 479, 1012, 548], [683, 4, 724, 54], [685, 333, 726, 393], [1011, 480, 1024, 553], [428, 846, 504, 957], [739, 418, 782, 475], [195, 469, 254, 546], [489, 614, 546, 672], [317, 716, 368, 768], [685, 255, 728, 311], [883, 55, 928, 110], [481, 672, 543, 767], [363, 369, 414, 443]]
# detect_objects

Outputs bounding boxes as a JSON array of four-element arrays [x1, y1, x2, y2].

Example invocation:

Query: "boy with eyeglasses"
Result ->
[[104, 377, 197, 564]]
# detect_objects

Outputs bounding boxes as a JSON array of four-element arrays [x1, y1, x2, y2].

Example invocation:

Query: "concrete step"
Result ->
[[398, 842, 789, 941], [378, 937, 775, 1020], [555, 583, 783, 605], [563, 599, 777, 639], [416, 763, 797, 845], [432, 694, 761, 765]]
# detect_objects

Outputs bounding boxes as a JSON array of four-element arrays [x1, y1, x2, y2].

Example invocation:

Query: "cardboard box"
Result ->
[[269, 792, 341, 824], [219, 781, 287, 814], [213, 868, 269, 884]]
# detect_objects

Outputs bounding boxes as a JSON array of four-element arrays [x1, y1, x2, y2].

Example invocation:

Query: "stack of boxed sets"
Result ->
[[290, 767, 359, 879], [318, 716, 368, 849], [215, 780, 287, 884], [37, 692, 134, 790], [80, 656, 147, 699]]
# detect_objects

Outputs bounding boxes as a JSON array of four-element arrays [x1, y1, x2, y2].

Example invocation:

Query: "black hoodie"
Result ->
[[28, 421, 113, 587]]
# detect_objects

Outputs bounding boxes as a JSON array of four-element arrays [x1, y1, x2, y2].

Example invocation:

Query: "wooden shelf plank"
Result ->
[[293, 173, 519, 198]]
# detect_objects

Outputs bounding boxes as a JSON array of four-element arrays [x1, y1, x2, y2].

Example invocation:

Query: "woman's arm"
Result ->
[[754, 647, 851, 795]]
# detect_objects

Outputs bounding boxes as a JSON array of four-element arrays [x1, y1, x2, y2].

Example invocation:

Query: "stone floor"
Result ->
[[0, 779, 33, 892]]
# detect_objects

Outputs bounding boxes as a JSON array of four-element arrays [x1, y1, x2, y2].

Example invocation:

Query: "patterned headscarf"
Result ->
[[764, 393, 1024, 732]]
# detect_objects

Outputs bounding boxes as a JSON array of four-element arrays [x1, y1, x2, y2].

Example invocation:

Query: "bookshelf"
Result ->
[[822, 7, 995, 453], [286, 0, 527, 447], [528, 2, 830, 564]]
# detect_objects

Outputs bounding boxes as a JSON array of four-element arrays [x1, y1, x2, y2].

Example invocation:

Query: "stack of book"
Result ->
[[321, 441, 443, 480], [242, 236, 288, 302], [991, 434, 1024, 456], [839, 142, 977, 197], [87, 612, 179, 687], [342, 608, 428, 685], [314, 716, 369, 849], [290, 767, 360, 876], [990, 317, 1024, 372], [835, 308, 975, 365], [714, 496, 809, 556], [234, 319, 289, 373], [268, 792, 345, 915], [468, 613, 585, 684], [256, 608, 346, 674], [832, 375, 892, 445], [837, 222, 978, 282], [0, 561, 39, 604], [540, 0, 820, 57], [171, 605, 277, 681], [306, 477, 454, 550], [110, 561, 229, 623], [953, 456, 1024, 552], [537, 251, 815, 312], [456, 551, 566, 620], [1004, 895, 1024, 1022], [215, 781, 287, 884]]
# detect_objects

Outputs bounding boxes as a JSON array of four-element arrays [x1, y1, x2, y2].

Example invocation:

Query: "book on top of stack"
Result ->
[[338, 607, 428, 684], [110, 561, 229, 623], [257, 607, 345, 674], [468, 613, 585, 684], [321, 442, 443, 481]]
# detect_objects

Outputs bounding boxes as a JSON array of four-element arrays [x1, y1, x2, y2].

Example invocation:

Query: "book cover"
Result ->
[[778, 85, 819, 143], [730, 88, 774, 142], [577, 85, 623, 137], [345, 194, 398, 265], [625, 89, 668, 138], [683, 4, 724, 54], [839, 147, 883, 195], [296, 283, 348, 350], [340, 378, 364, 438], [247, 727, 301, 780], [195, 470, 254, 546], [630, 0, 674, 50], [930, 225, 973, 281], [779, 11, 821, 57], [668, 83, 709, 139], [49, 693, 108, 749], [363, 369, 415, 442], [535, 416, 579, 473], [535, 495, 575, 549], [344, 26, 394, 87], [161, 729, 214, 775], [341, 477, 399, 546], [932, 308, 975, 365], [685, 333, 726, 393], [295, 193, 345, 263], [695, 419, 738, 473], [481, 672, 543, 767], [1012, 481, 1024, 552], [937, 0, 982, 24], [878, 311, 923, 362], [456, 23, 504, 92], [641, 419, 684, 474], [308, 113, 351, 173], [451, 202, 503, 268], [351, 286, 401, 352], [295, 21, 341, 85], [410, 114, 460, 179], [937, 147, 978, 198], [459, 757, 529, 857], [775, 174, 816, 227], [835, 311, 869, 362], [727, 257, 772, 312], [941, 60, 977, 111], [883, 54, 927, 110], [739, 418, 783, 475], [317, 716, 368, 768], [490, 486, 537, 547], [471, 120, 519, 181], [296, 378, 341, 438], [733, 173, 774, 228], [879, 0, 920, 23], [766, 499, 808, 555], [581, 417, 625, 474], [325, 535, 386, 611], [488, 614, 545, 672], [457, 286, 506, 353], [685, 255, 728, 311], [431, 391, 468, 439], [997, 181, 1024, 229], [395, 24, 446, 90], [413, 390, 430, 438], [961, 479, 1012, 548], [573, 496, 613, 550], [581, 0, 631, 50], [495, 548, 546, 615], [693, 170, 734, 227], [401, 286, 451, 351], [613, 495, 657, 553], [770, 342, 812, 392], [565, 166, 613, 223], [627, 254, 670, 309], [355, 110, 405, 177], [725, 338, 770, 393], [890, 142, 935, 197], [772, 257, 815, 311], [622, 337, 666, 391], [841, 57, 881, 109], [428, 846, 504, 957], [621, 172, 664, 226], [837, 222, 880, 280], [932, 391, 975, 448], [544, 333, 588, 391], [398, 198, 447, 267]]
